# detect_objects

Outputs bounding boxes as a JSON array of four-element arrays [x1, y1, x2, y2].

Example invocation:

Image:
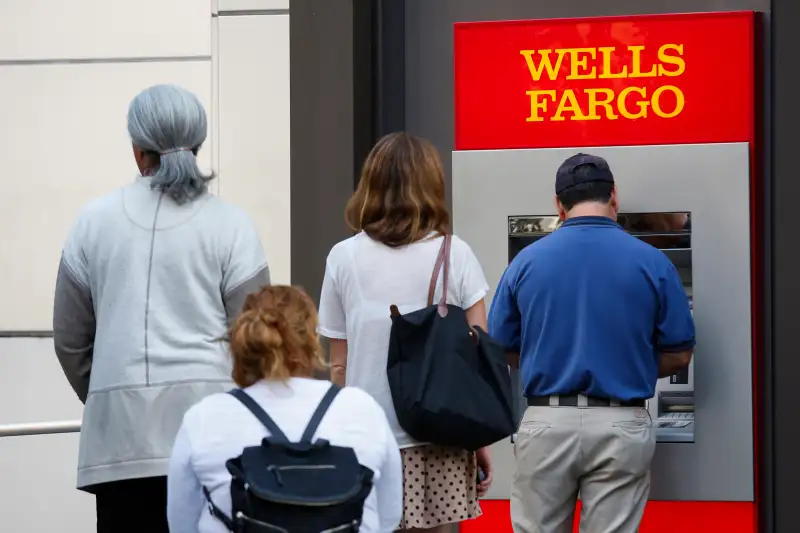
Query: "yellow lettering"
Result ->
[[657, 44, 685, 77], [628, 45, 657, 78], [552, 89, 588, 121], [585, 88, 618, 120], [518, 43, 688, 122], [564, 48, 597, 80], [525, 90, 557, 121], [651, 85, 685, 118], [523, 85, 686, 122], [617, 87, 649, 119], [520, 49, 567, 81], [598, 47, 628, 79]]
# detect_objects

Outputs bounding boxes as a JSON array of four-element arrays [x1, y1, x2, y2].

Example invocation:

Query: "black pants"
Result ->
[[94, 476, 169, 533]]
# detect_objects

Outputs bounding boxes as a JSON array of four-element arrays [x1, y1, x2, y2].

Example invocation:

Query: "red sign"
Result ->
[[454, 12, 755, 151]]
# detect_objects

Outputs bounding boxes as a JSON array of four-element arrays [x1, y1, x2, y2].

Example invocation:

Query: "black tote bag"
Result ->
[[386, 234, 516, 451]]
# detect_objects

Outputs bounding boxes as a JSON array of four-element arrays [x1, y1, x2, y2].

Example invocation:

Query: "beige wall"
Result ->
[[0, 1, 290, 531]]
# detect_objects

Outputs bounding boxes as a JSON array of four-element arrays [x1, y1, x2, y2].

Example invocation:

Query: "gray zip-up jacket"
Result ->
[[53, 176, 269, 490]]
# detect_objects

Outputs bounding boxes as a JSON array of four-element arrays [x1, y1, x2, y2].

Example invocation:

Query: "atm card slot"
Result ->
[[662, 404, 694, 414]]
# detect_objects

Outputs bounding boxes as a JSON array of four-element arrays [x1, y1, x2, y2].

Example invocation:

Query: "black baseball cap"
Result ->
[[555, 153, 615, 195]]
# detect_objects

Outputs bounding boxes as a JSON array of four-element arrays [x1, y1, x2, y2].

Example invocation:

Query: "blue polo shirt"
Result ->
[[488, 216, 695, 401]]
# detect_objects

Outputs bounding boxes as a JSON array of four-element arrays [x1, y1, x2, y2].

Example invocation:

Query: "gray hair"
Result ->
[[127, 84, 214, 204]]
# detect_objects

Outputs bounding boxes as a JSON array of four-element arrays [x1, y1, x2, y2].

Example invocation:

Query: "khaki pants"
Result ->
[[511, 404, 655, 533]]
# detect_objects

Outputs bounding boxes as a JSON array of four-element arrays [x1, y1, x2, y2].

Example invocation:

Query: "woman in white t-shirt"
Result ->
[[318, 132, 493, 532], [167, 285, 403, 533]]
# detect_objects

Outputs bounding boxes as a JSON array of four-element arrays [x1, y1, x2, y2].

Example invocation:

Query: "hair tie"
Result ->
[[160, 147, 191, 155]]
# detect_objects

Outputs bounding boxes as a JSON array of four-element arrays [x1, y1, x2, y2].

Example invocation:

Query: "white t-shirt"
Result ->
[[317, 232, 490, 448], [166, 378, 403, 533]]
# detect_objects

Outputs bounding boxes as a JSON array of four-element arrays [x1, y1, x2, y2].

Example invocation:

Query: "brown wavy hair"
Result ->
[[229, 285, 326, 387], [345, 132, 450, 247]]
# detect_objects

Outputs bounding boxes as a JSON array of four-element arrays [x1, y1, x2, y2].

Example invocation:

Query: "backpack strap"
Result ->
[[299, 384, 342, 443], [202, 486, 234, 531], [228, 388, 290, 443]]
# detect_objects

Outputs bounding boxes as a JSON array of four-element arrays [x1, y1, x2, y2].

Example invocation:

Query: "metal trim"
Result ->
[[0, 331, 53, 338], [0, 420, 81, 438], [754, 10, 773, 533], [214, 9, 289, 17], [0, 55, 211, 66]]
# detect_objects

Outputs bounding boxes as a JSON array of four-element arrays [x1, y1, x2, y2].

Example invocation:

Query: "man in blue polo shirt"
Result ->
[[488, 153, 695, 533]]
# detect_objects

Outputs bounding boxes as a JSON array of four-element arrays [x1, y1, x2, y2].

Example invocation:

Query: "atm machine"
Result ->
[[453, 143, 754, 502]]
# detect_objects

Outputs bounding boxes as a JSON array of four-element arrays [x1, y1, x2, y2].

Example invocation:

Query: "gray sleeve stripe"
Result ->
[[223, 265, 270, 324], [224, 261, 270, 295]]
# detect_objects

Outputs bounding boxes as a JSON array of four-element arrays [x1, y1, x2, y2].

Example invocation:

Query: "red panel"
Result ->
[[454, 12, 754, 151], [460, 500, 756, 533]]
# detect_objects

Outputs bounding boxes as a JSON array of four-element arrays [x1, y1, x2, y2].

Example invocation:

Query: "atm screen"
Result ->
[[508, 212, 694, 443]]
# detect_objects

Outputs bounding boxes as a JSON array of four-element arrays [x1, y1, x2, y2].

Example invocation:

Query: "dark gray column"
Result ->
[[290, 0, 357, 303], [771, 1, 800, 532]]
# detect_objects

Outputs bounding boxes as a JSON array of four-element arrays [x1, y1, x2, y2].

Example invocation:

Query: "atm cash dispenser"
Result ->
[[507, 213, 695, 443], [453, 144, 754, 502]]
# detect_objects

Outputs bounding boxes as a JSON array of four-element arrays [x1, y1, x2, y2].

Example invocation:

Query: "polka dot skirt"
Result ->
[[398, 444, 482, 529]]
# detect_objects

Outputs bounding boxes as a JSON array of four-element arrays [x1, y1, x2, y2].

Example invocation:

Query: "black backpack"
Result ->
[[387, 234, 516, 451], [203, 384, 374, 533]]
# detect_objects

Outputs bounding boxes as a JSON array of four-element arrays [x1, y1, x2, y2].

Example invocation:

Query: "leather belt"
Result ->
[[527, 394, 646, 408]]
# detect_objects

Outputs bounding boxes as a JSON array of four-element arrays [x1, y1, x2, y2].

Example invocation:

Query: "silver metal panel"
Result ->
[[452, 143, 753, 501]]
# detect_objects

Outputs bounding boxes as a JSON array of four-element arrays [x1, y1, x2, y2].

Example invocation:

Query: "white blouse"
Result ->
[[318, 232, 490, 449], [166, 378, 403, 533]]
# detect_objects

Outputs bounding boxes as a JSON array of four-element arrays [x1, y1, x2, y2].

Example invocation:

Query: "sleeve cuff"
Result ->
[[658, 339, 696, 353], [317, 326, 347, 340], [463, 286, 490, 310]]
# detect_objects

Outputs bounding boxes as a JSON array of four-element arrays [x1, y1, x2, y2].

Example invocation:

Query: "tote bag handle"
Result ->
[[426, 234, 452, 316]]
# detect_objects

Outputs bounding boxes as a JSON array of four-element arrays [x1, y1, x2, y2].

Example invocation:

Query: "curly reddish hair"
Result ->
[[229, 285, 326, 386]]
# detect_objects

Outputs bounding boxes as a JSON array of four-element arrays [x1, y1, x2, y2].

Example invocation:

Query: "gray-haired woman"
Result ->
[[53, 84, 270, 533]]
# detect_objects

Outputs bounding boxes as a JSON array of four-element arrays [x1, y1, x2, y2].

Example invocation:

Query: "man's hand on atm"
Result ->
[[657, 349, 693, 378]]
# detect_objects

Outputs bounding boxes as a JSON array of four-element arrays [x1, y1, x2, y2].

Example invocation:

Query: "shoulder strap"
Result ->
[[228, 389, 290, 443], [440, 234, 452, 309], [203, 486, 234, 531], [300, 384, 342, 443], [427, 234, 452, 307]]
